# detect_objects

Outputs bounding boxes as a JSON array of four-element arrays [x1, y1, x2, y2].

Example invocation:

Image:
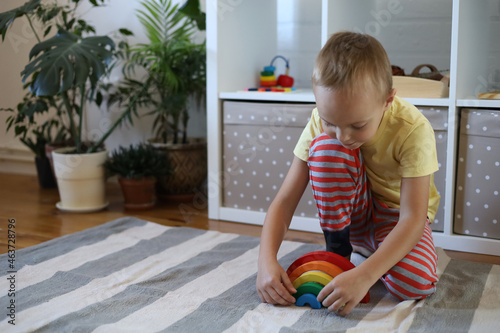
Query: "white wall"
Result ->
[[0, 0, 207, 174], [276, 0, 321, 89], [278, 0, 453, 89], [373, 0, 452, 76], [0, 1, 41, 152], [0, 0, 47, 173]]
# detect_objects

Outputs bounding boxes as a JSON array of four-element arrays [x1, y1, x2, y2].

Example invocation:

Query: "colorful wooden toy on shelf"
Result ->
[[286, 251, 370, 309], [244, 87, 296, 92], [259, 55, 294, 88]]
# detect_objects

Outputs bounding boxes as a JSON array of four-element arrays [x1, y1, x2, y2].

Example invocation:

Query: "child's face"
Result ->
[[313, 85, 395, 150]]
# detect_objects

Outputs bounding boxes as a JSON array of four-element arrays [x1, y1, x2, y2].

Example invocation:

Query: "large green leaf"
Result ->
[[179, 0, 205, 31], [21, 30, 115, 96], [0, 0, 41, 41], [137, 0, 194, 45]]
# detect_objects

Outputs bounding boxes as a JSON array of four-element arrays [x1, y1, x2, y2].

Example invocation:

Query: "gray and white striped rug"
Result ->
[[1, 217, 498, 332]]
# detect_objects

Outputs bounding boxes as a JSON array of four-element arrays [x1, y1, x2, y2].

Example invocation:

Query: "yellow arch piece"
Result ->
[[292, 271, 333, 289]]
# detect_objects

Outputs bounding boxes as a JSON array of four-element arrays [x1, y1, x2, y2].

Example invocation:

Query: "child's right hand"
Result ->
[[256, 258, 297, 305]]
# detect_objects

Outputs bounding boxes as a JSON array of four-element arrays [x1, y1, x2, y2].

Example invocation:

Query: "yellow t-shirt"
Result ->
[[293, 96, 440, 222]]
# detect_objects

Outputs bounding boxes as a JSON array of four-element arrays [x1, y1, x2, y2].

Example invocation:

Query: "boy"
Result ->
[[256, 31, 439, 316]]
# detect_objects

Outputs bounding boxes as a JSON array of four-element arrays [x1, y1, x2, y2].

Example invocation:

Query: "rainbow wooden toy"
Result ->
[[286, 251, 370, 309], [259, 55, 294, 88]]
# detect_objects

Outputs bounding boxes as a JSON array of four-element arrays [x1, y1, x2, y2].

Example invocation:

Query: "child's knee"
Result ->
[[383, 266, 438, 301], [387, 279, 436, 301]]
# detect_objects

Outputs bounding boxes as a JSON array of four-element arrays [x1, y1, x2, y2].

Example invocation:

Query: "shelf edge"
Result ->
[[220, 92, 451, 106], [219, 91, 315, 103], [457, 99, 500, 108]]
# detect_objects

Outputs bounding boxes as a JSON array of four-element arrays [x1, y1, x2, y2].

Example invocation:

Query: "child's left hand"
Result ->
[[316, 267, 373, 316]]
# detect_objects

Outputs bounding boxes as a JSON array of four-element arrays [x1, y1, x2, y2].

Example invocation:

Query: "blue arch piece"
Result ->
[[296, 293, 322, 309]]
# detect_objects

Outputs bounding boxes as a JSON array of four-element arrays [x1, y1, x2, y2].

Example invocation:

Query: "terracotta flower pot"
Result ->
[[118, 177, 157, 210]]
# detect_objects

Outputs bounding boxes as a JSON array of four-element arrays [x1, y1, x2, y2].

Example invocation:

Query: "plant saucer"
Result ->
[[56, 201, 109, 213]]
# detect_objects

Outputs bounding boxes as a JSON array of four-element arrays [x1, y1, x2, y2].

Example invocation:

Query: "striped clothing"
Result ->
[[308, 133, 438, 300]]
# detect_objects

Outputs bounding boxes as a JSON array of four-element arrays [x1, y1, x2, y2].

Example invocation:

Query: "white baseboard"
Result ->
[[0, 146, 36, 175]]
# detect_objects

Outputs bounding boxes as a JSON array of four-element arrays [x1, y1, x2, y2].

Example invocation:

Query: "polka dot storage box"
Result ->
[[419, 107, 448, 232], [455, 109, 500, 240], [222, 101, 318, 217], [222, 101, 450, 228]]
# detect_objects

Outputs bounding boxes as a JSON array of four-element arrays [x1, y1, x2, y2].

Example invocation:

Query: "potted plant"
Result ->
[[109, 0, 206, 200], [1, 0, 74, 187], [0, 0, 135, 211], [2, 94, 70, 188], [105, 144, 171, 210]]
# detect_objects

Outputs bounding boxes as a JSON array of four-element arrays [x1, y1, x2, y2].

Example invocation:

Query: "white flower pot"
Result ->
[[52, 148, 109, 212]]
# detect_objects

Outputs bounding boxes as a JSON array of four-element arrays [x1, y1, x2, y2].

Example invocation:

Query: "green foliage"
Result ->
[[23, 31, 115, 96], [0, 0, 107, 43], [105, 144, 171, 179], [1, 94, 69, 157], [179, 0, 205, 30], [108, 0, 206, 145], [0, 0, 133, 155], [0, 0, 41, 41]]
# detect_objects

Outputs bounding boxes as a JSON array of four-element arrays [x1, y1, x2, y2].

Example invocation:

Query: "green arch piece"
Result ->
[[292, 281, 323, 300]]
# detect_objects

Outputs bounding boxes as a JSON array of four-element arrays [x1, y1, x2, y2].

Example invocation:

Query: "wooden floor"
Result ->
[[1, 172, 499, 265]]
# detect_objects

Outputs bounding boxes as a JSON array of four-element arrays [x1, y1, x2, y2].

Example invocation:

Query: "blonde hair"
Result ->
[[312, 31, 392, 101]]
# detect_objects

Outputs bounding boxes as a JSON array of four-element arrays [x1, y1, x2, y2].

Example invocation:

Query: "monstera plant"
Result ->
[[22, 30, 117, 153], [1, 0, 136, 154], [0, 0, 135, 210]]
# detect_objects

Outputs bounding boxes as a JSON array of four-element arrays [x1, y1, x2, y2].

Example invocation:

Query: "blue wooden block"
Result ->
[[296, 293, 322, 309]]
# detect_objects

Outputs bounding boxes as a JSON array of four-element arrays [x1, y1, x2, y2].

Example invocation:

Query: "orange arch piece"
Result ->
[[288, 261, 343, 283], [292, 271, 333, 289]]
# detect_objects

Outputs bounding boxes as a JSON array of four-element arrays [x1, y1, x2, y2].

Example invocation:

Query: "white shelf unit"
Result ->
[[207, 0, 500, 256]]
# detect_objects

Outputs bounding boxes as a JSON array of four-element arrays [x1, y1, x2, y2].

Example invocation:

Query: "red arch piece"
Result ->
[[288, 261, 343, 283], [286, 251, 355, 275], [286, 251, 370, 303]]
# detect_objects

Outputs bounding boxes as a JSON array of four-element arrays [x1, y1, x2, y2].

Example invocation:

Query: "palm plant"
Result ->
[[109, 0, 206, 145]]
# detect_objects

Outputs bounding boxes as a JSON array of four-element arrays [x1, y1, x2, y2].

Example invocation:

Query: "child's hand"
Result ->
[[317, 267, 372, 316], [257, 259, 297, 305]]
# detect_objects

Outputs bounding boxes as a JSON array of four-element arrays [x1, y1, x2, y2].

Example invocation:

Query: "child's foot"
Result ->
[[324, 227, 352, 258], [352, 245, 373, 258]]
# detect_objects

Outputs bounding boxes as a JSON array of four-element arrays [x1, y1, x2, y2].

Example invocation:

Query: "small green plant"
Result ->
[[2, 95, 69, 158], [105, 144, 171, 179]]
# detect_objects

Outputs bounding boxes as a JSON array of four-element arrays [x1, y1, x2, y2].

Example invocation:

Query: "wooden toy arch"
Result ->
[[286, 251, 370, 307]]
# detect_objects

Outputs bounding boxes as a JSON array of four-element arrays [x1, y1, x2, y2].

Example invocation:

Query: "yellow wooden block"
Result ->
[[292, 271, 333, 289], [260, 75, 276, 81]]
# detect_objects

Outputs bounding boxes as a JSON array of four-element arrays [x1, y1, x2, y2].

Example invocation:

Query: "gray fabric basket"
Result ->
[[419, 107, 449, 232], [222, 101, 318, 217], [455, 109, 500, 240]]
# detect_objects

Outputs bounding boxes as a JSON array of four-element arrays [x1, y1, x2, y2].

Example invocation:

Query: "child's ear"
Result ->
[[384, 88, 396, 110]]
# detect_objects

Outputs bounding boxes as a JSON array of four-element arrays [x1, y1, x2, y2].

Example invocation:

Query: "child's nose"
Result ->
[[336, 128, 351, 144]]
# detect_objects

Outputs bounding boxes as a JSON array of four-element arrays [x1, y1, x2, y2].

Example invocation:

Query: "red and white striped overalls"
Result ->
[[308, 133, 438, 300]]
